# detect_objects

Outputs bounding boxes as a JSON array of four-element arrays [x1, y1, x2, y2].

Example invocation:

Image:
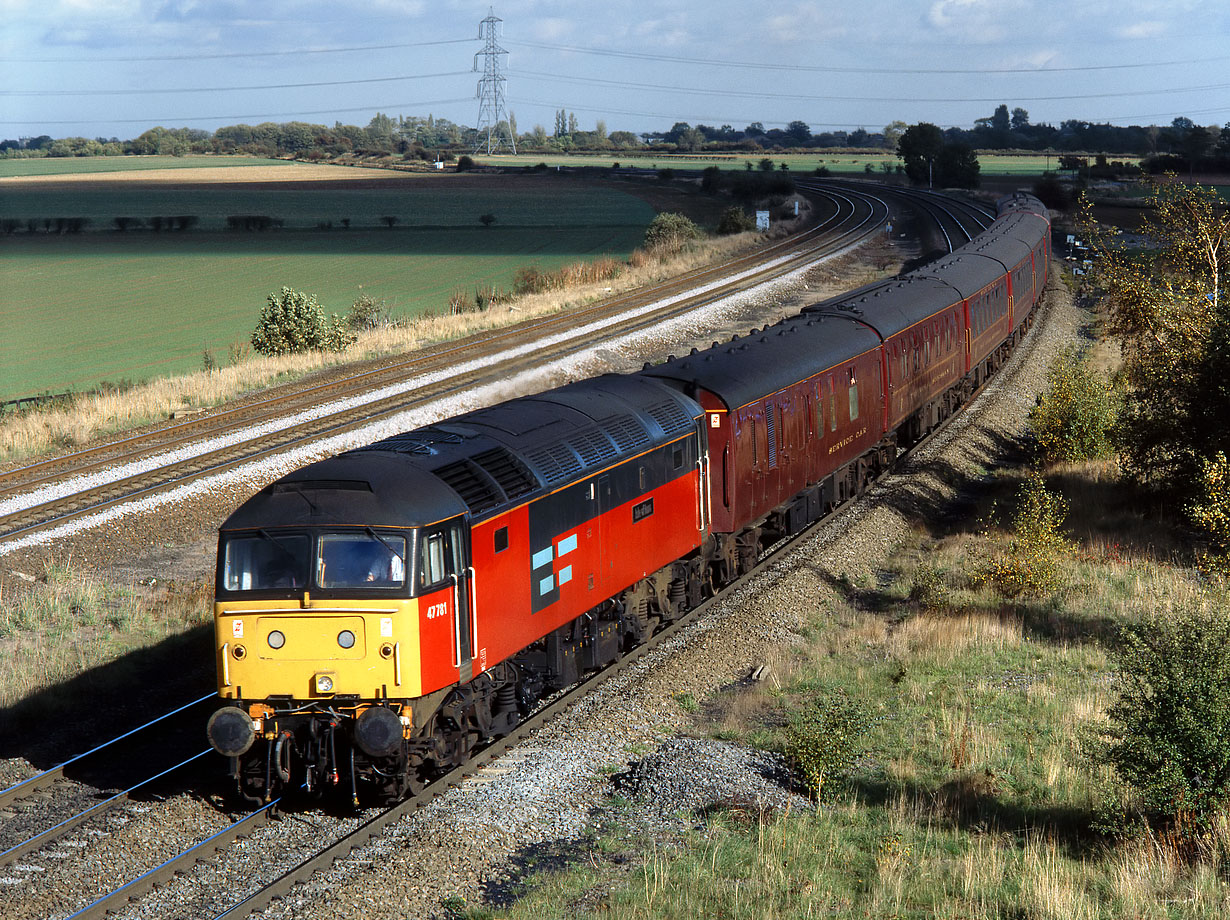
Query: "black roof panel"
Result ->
[[642, 312, 880, 410]]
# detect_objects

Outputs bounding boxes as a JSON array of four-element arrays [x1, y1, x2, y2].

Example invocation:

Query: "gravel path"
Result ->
[[0, 233, 1080, 920]]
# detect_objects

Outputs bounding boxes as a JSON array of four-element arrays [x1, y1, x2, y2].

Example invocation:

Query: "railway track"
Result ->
[[0, 695, 216, 870], [0, 184, 895, 545], [0, 183, 1039, 918]]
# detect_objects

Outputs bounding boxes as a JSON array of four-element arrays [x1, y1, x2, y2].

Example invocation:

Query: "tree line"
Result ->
[[5, 105, 1230, 172]]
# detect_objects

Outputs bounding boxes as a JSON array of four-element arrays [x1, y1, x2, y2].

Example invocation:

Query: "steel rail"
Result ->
[[0, 750, 211, 869], [0, 692, 216, 811], [65, 795, 284, 920]]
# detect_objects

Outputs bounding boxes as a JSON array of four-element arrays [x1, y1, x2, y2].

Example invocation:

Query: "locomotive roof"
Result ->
[[642, 312, 881, 411], [220, 374, 700, 530]]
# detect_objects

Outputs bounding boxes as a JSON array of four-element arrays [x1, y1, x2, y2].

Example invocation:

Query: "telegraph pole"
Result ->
[[474, 7, 516, 155]]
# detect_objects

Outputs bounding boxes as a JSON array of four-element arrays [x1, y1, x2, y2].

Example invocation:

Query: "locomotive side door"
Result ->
[[418, 517, 475, 686]]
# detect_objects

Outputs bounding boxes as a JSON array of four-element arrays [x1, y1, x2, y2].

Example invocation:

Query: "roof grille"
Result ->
[[646, 399, 693, 436], [607, 414, 651, 452], [471, 447, 538, 500], [525, 443, 583, 485], [432, 460, 501, 514], [362, 433, 433, 455], [569, 429, 618, 467]]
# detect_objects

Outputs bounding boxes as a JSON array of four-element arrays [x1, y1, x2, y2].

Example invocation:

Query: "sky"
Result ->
[[2, 0, 1229, 141]]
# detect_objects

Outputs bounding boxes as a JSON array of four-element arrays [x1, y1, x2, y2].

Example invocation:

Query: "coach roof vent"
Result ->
[[607, 414, 651, 452], [569, 429, 619, 467], [525, 443, 584, 485]]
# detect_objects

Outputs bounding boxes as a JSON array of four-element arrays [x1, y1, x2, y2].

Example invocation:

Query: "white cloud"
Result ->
[[1114, 20, 1168, 39]]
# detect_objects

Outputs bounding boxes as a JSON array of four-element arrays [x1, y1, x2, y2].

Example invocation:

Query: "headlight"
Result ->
[[314, 672, 335, 694], [337, 630, 355, 649], [267, 630, 286, 649]]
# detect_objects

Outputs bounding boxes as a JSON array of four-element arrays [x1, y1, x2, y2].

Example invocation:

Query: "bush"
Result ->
[[785, 692, 869, 802], [716, 206, 755, 235], [1027, 347, 1118, 464], [643, 212, 700, 255], [251, 286, 355, 356], [455, 155, 474, 171], [1189, 451, 1230, 579], [1096, 603, 1230, 846], [980, 473, 1071, 597], [346, 294, 388, 331]]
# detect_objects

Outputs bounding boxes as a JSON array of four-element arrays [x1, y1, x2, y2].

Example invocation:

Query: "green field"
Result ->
[[0, 181, 640, 232], [475, 151, 1103, 177], [0, 181, 655, 400], [0, 156, 287, 178]]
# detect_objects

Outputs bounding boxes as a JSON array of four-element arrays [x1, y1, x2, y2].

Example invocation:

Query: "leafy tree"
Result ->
[[785, 120, 811, 145], [478, 212, 496, 227], [716, 206, 755, 235], [1081, 181, 1230, 490], [1027, 347, 1118, 463], [896, 122, 944, 186], [883, 120, 908, 151], [251, 287, 355, 356], [937, 142, 981, 188]]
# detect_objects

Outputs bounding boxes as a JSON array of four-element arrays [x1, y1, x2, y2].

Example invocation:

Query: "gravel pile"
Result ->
[[613, 738, 808, 819]]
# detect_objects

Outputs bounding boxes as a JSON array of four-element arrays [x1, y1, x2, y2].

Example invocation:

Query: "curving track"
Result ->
[[0, 184, 898, 546]]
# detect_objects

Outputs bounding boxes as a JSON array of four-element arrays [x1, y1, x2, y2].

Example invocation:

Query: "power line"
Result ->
[[510, 69, 1230, 106], [4, 38, 474, 65], [0, 98, 474, 128], [505, 39, 1230, 76], [1, 73, 472, 98]]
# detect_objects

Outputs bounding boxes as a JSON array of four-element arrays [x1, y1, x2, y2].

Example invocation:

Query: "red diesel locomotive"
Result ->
[[206, 193, 1050, 804]]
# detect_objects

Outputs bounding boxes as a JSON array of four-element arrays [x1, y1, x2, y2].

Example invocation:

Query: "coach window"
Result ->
[[828, 380, 837, 432], [847, 369, 859, 422]]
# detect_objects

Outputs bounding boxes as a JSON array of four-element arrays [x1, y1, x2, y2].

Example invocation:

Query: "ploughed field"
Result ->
[[0, 164, 655, 400]]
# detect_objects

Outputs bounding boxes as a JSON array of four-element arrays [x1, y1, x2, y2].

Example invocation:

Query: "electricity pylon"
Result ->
[[474, 7, 516, 155]]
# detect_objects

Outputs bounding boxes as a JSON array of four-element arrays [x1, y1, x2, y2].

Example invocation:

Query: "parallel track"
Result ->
[[0, 186, 893, 544]]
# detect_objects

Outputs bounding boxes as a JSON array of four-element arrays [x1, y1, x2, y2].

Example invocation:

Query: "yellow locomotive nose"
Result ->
[[214, 599, 424, 700]]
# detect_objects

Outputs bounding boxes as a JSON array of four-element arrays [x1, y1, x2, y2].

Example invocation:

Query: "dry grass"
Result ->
[[0, 231, 769, 464], [0, 559, 211, 715], [494, 462, 1230, 920]]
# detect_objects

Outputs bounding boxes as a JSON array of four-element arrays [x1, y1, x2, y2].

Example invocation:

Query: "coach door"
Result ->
[[418, 517, 475, 684]]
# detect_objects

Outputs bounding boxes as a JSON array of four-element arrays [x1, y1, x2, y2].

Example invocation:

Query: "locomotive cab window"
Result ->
[[494, 526, 509, 553], [317, 533, 405, 589], [222, 532, 310, 591], [419, 531, 448, 589]]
